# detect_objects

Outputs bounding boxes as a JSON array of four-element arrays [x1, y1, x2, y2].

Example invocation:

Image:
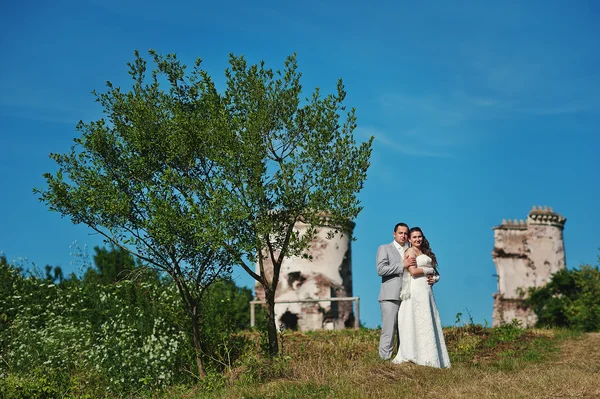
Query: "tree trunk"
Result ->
[[265, 290, 279, 356], [191, 312, 207, 379]]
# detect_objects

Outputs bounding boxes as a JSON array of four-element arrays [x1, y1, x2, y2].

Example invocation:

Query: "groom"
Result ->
[[376, 222, 437, 360]]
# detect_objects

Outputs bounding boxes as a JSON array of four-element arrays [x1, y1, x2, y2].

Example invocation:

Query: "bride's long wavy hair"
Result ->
[[409, 227, 437, 266]]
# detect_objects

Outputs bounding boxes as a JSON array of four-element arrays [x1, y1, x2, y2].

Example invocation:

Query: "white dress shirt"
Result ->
[[392, 241, 409, 269]]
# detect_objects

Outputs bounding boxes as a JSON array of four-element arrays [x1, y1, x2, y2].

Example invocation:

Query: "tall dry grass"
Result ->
[[161, 328, 600, 399]]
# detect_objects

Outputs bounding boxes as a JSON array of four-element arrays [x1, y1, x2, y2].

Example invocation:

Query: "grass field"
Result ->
[[159, 325, 600, 399]]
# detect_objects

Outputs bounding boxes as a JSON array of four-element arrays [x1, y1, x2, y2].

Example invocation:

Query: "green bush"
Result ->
[[487, 319, 525, 345], [526, 262, 600, 332], [0, 253, 255, 396], [0, 370, 65, 399], [0, 265, 188, 396], [195, 279, 255, 373]]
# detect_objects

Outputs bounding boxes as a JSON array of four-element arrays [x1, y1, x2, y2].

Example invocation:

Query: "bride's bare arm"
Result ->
[[403, 250, 417, 269], [405, 248, 425, 277]]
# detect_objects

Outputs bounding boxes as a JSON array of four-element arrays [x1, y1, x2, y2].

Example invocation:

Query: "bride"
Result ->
[[392, 226, 450, 368]]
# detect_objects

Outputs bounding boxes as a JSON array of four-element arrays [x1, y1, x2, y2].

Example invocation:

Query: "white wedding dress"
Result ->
[[392, 254, 451, 368]]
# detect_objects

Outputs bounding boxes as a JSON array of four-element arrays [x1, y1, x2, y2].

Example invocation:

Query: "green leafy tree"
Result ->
[[210, 54, 373, 355], [85, 245, 137, 284], [44, 264, 64, 283], [525, 257, 600, 332], [204, 278, 254, 330], [36, 50, 373, 362], [35, 50, 235, 378]]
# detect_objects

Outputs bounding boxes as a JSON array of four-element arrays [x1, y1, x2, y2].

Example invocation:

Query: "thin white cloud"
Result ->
[[454, 42, 600, 117], [375, 90, 496, 154], [380, 94, 468, 127], [355, 126, 455, 158], [512, 104, 597, 116], [0, 79, 101, 125]]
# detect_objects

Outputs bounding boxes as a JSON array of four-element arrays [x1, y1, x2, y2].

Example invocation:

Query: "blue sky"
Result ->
[[1, 0, 599, 328]]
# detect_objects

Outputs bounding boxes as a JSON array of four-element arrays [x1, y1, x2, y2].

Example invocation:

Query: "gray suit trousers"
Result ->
[[379, 299, 400, 360]]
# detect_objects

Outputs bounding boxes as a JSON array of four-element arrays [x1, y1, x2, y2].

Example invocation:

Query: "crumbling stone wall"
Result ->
[[492, 206, 566, 327], [254, 219, 354, 331]]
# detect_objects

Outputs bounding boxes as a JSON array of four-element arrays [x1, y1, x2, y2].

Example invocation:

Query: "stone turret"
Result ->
[[254, 218, 355, 331], [492, 206, 566, 327]]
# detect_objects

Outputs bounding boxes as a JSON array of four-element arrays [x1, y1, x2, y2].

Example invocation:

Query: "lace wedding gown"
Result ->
[[392, 254, 450, 368]]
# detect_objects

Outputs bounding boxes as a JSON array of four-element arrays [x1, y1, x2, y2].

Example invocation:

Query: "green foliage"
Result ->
[[525, 261, 600, 332], [0, 251, 255, 397], [204, 278, 254, 331], [84, 245, 139, 284], [43, 265, 64, 284], [486, 319, 525, 346], [0, 257, 189, 396], [34, 49, 373, 359], [443, 318, 559, 368], [35, 49, 252, 376], [208, 53, 374, 356], [194, 279, 255, 374], [0, 370, 65, 399]]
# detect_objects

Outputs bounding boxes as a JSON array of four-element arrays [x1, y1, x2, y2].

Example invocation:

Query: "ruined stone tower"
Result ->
[[492, 206, 567, 327], [254, 219, 355, 331]]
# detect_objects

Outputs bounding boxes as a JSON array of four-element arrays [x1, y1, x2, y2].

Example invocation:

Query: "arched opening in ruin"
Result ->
[[279, 310, 299, 330]]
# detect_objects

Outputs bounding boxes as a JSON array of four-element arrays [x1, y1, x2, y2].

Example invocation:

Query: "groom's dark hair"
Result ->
[[394, 222, 409, 232]]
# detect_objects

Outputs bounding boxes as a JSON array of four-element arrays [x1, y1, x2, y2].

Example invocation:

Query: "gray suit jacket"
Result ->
[[377, 242, 407, 301]]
